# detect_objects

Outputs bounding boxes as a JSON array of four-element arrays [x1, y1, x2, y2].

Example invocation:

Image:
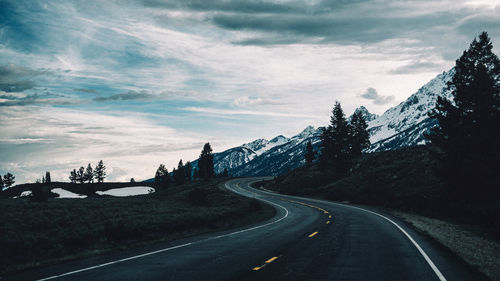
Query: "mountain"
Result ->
[[149, 69, 454, 181], [366, 69, 454, 152]]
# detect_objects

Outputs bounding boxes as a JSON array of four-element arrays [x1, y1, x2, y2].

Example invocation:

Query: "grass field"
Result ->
[[0, 179, 275, 275]]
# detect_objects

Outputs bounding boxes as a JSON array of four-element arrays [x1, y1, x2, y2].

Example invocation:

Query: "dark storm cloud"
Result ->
[[360, 88, 394, 105]]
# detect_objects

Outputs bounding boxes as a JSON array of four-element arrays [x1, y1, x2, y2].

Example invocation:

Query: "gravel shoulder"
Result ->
[[372, 208, 500, 280]]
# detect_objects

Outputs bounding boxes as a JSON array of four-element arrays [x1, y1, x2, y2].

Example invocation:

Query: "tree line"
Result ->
[[69, 160, 106, 184], [426, 31, 499, 197], [307, 102, 370, 174]]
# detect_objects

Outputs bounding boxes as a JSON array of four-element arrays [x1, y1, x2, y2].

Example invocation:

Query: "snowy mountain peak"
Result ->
[[270, 135, 289, 144], [351, 106, 378, 122], [292, 125, 318, 140], [367, 68, 455, 149], [243, 138, 268, 152]]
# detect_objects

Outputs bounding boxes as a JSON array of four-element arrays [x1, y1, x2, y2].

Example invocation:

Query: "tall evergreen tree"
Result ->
[[69, 169, 77, 183], [0, 176, 4, 191], [185, 161, 193, 181], [198, 142, 214, 181], [45, 171, 51, 184], [3, 173, 15, 188], [84, 164, 94, 183], [427, 31, 500, 193], [349, 111, 371, 156], [76, 167, 85, 184], [174, 159, 186, 185], [94, 160, 106, 183], [305, 140, 315, 164], [319, 102, 351, 172]]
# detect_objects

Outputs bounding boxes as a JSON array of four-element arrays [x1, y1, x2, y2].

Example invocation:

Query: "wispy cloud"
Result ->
[[183, 106, 313, 118]]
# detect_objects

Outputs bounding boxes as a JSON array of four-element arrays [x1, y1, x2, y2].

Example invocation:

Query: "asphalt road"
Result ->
[[5, 177, 489, 281]]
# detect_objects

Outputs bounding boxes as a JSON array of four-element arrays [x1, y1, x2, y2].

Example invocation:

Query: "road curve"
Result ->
[[6, 177, 488, 281]]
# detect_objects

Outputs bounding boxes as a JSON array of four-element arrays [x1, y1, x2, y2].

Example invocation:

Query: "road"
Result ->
[[6, 177, 488, 281]]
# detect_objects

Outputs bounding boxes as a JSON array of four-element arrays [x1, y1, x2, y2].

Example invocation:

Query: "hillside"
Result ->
[[260, 145, 499, 237]]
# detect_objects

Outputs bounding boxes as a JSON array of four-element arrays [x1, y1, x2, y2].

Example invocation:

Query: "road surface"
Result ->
[[5, 177, 488, 281]]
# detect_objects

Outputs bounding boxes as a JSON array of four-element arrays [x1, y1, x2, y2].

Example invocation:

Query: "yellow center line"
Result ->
[[252, 266, 262, 271], [265, 256, 278, 263], [308, 231, 319, 238], [329, 215, 332, 218], [326, 221, 330, 224]]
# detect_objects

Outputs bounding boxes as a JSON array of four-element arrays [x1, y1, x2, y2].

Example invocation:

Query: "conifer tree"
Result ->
[[174, 159, 186, 185], [349, 111, 370, 156], [3, 173, 15, 188], [84, 164, 94, 183], [69, 169, 77, 183], [319, 102, 350, 172], [198, 142, 214, 181], [185, 161, 193, 181], [76, 167, 85, 184], [155, 164, 170, 189], [305, 140, 315, 164], [42, 176, 45, 184], [427, 31, 500, 192], [94, 160, 106, 183], [0, 176, 4, 191], [45, 171, 51, 184], [222, 168, 229, 177]]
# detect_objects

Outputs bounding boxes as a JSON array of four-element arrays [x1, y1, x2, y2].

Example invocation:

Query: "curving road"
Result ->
[[6, 177, 488, 281]]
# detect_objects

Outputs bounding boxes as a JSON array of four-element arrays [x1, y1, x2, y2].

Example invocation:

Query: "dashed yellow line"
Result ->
[[252, 266, 262, 271], [265, 257, 278, 264], [329, 215, 332, 219], [326, 221, 330, 224], [308, 231, 319, 238]]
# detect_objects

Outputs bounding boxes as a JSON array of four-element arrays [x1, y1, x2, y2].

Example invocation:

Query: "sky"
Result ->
[[1, 0, 499, 183]]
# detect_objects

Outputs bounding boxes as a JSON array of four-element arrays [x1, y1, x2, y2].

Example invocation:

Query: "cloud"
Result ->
[[0, 92, 80, 107], [183, 106, 313, 118], [360, 88, 395, 105], [0, 64, 50, 92], [389, 60, 444, 74], [233, 96, 283, 107], [73, 88, 99, 94], [93, 90, 199, 102]]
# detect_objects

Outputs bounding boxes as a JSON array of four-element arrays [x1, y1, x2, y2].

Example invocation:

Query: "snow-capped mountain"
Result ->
[[366, 69, 454, 151], [186, 68, 455, 177]]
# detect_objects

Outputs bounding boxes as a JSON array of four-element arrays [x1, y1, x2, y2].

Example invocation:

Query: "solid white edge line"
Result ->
[[257, 187, 448, 281], [36, 179, 289, 281], [340, 204, 447, 281]]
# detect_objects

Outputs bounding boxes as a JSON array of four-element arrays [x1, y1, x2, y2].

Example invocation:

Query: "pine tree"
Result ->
[[76, 167, 85, 184], [222, 168, 229, 177], [84, 164, 94, 183], [155, 164, 170, 189], [427, 31, 500, 193], [0, 176, 4, 191], [185, 161, 193, 181], [174, 159, 186, 185], [69, 169, 77, 183], [198, 142, 214, 181], [319, 102, 351, 172], [42, 176, 45, 184], [45, 171, 51, 183], [305, 140, 315, 164], [94, 160, 106, 183], [3, 173, 15, 188], [349, 110, 371, 156]]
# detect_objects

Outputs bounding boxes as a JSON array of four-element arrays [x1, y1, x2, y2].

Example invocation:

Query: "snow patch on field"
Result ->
[[13, 190, 33, 198], [96, 186, 155, 197], [52, 188, 87, 199]]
